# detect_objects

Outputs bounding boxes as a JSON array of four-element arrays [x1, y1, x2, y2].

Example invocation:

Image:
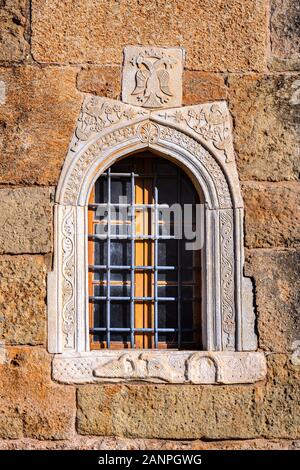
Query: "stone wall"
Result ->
[[0, 0, 299, 449]]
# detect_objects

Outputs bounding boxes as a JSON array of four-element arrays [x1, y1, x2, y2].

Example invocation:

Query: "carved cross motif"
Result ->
[[122, 46, 184, 109]]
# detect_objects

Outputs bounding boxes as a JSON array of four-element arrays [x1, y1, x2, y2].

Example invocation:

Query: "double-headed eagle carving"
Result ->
[[130, 50, 176, 108]]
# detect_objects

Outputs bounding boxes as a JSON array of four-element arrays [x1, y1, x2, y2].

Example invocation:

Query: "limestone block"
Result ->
[[270, 0, 300, 71], [0, 66, 82, 185], [77, 66, 121, 99], [0, 187, 53, 254], [0, 0, 29, 62], [0, 347, 76, 439], [262, 354, 300, 438], [77, 382, 263, 439], [183, 71, 227, 105], [245, 251, 300, 353], [0, 256, 46, 345], [31, 0, 267, 72], [243, 182, 300, 248], [228, 74, 300, 181]]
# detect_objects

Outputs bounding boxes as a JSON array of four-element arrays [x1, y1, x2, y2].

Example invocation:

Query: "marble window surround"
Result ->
[[48, 47, 266, 385]]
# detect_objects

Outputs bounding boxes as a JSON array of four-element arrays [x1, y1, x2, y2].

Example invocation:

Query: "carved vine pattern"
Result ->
[[158, 126, 232, 208], [158, 104, 232, 162], [71, 97, 147, 151], [62, 206, 75, 348], [220, 210, 235, 350]]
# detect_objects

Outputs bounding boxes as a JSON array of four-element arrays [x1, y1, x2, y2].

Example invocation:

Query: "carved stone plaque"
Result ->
[[122, 45, 184, 109]]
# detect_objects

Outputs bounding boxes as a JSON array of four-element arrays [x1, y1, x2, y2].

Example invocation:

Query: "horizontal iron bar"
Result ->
[[89, 296, 179, 302], [89, 234, 177, 240], [89, 265, 198, 271], [90, 328, 196, 333]]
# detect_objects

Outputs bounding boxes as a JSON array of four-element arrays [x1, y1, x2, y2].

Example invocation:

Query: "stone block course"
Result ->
[[245, 250, 300, 353], [0, 255, 47, 345], [0, 66, 82, 185], [228, 74, 300, 181], [31, 0, 267, 72], [0, 0, 29, 62], [0, 187, 53, 254], [270, 0, 300, 71], [243, 182, 300, 249], [0, 347, 76, 439]]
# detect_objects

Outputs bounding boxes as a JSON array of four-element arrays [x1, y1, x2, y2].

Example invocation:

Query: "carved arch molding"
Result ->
[[48, 95, 267, 384]]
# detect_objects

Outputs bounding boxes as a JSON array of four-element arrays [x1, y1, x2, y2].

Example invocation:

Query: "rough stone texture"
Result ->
[[0, 347, 75, 439], [77, 383, 262, 439], [242, 182, 300, 248], [31, 0, 267, 72], [77, 66, 121, 99], [270, 0, 300, 71], [0, 187, 53, 254], [228, 74, 300, 181], [245, 251, 300, 353], [183, 71, 227, 105], [0, 256, 47, 345], [262, 354, 300, 438], [0, 437, 299, 450], [0, 0, 29, 62], [0, 66, 82, 185]]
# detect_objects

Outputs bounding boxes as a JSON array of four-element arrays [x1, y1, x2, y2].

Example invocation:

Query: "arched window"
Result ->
[[49, 94, 266, 385], [88, 153, 202, 350]]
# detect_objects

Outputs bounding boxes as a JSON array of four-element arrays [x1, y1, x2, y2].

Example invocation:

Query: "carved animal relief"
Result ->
[[122, 46, 184, 109]]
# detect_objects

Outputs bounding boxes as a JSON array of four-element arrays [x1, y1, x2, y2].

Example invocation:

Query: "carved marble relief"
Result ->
[[122, 46, 184, 109], [47, 45, 264, 385]]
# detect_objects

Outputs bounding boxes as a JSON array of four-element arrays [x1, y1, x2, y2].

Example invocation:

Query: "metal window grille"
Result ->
[[88, 154, 201, 349]]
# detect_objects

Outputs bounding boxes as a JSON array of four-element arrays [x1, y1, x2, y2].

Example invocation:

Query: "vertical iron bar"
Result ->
[[130, 164, 135, 348], [154, 162, 158, 348], [177, 166, 181, 349], [106, 168, 111, 348]]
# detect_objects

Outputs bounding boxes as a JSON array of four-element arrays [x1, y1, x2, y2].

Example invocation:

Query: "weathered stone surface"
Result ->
[[31, 0, 267, 72], [0, 0, 29, 62], [77, 66, 121, 99], [77, 383, 262, 439], [228, 74, 300, 181], [183, 71, 227, 105], [0, 436, 299, 450], [0, 187, 53, 254], [245, 251, 300, 353], [0, 256, 46, 345], [0, 347, 76, 439], [243, 182, 300, 248], [270, 0, 300, 71], [0, 66, 82, 185], [262, 354, 300, 438]]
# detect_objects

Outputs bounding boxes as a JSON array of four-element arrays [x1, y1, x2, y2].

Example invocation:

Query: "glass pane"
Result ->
[[93, 301, 106, 328], [94, 177, 107, 203], [94, 240, 106, 265], [157, 271, 177, 298], [158, 301, 177, 329], [110, 302, 130, 328], [110, 240, 131, 265], [110, 271, 131, 297], [157, 177, 177, 206], [110, 333, 131, 345], [158, 239, 177, 266], [156, 160, 177, 175], [111, 177, 132, 204], [112, 158, 132, 173], [181, 174, 198, 205], [158, 332, 178, 345]]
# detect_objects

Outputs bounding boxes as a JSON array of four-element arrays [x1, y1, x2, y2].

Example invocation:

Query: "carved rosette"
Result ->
[[220, 210, 235, 350], [61, 206, 76, 348]]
